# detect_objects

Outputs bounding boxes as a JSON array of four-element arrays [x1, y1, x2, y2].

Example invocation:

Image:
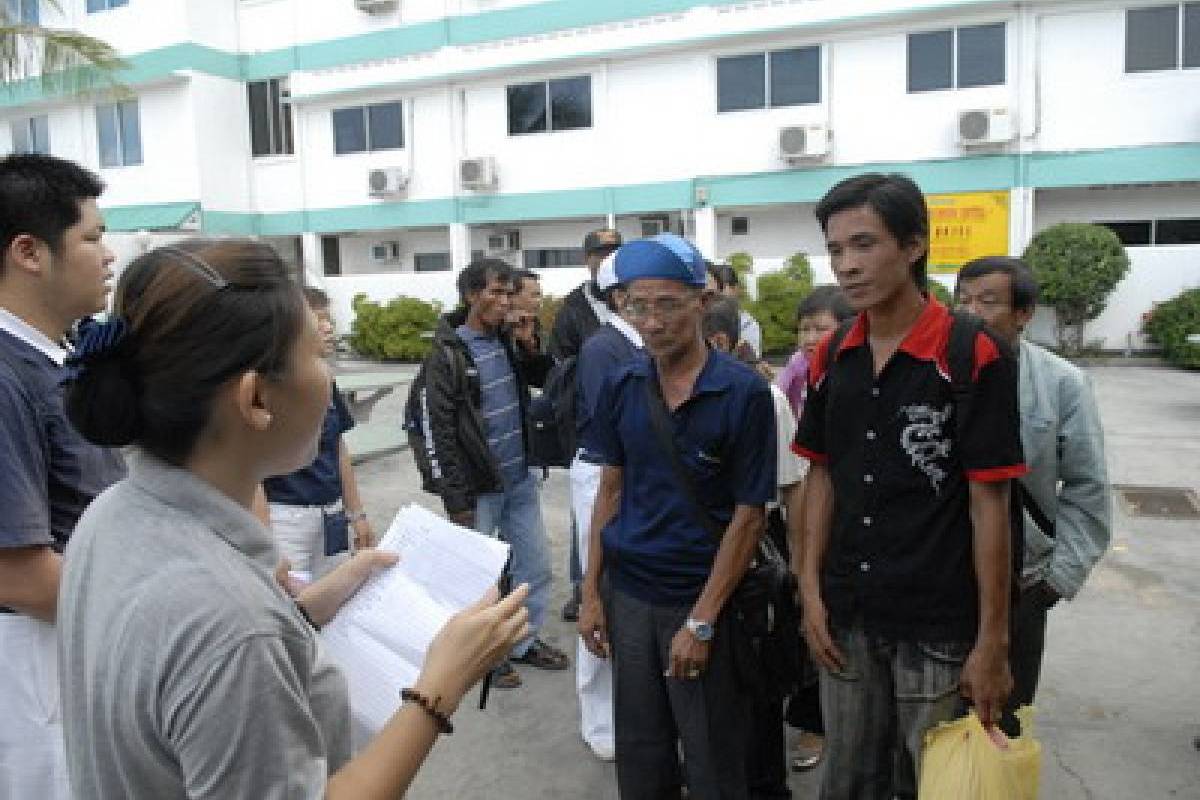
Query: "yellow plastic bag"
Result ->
[[919, 706, 1041, 799]]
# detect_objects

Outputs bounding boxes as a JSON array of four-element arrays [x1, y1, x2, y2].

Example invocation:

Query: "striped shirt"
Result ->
[[457, 325, 527, 487]]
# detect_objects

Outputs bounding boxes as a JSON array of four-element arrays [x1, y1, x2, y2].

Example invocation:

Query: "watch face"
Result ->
[[688, 618, 714, 641]]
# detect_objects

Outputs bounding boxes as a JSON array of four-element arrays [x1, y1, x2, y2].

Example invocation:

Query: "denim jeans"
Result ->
[[474, 470, 552, 658], [818, 623, 969, 800]]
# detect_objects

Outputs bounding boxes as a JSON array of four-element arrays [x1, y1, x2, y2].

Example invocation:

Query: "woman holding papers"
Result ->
[[56, 238, 529, 799]]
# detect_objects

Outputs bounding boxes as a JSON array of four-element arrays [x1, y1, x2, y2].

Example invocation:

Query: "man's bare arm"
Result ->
[[0, 546, 61, 622], [960, 479, 1014, 726]]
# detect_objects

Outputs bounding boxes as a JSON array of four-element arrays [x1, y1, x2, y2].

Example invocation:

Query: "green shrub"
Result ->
[[746, 252, 814, 356], [1022, 223, 1130, 355], [537, 294, 564, 337], [349, 293, 441, 361], [927, 279, 953, 306], [727, 251, 754, 283], [1145, 288, 1200, 369]]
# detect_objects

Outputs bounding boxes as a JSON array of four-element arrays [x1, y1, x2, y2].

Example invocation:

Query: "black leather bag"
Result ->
[[642, 377, 803, 696]]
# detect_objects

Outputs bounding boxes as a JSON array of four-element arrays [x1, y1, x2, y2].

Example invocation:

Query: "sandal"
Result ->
[[512, 638, 570, 670], [491, 660, 522, 689]]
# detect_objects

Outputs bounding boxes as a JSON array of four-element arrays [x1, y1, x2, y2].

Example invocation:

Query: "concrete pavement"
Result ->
[[343, 363, 1200, 799]]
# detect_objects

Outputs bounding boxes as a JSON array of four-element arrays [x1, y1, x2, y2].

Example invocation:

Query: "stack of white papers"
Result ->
[[321, 504, 510, 734]]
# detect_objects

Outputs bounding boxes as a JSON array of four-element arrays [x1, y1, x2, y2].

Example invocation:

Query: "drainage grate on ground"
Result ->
[[1113, 485, 1200, 520]]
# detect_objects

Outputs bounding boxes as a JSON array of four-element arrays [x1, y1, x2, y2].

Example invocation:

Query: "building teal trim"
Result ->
[[1, 0, 1011, 104], [1026, 143, 1200, 188], [0, 43, 240, 109], [102, 144, 1200, 235], [102, 201, 200, 231]]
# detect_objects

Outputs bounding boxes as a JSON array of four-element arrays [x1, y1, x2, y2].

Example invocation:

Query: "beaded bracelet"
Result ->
[[400, 688, 454, 735]]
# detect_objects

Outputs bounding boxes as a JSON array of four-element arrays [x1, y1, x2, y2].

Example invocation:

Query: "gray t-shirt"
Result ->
[[59, 452, 351, 799]]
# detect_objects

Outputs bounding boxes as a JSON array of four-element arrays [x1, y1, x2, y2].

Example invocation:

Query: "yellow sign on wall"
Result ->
[[926, 191, 1010, 274]]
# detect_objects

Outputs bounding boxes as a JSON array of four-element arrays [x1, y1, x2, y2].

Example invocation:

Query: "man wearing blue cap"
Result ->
[[578, 234, 777, 799]]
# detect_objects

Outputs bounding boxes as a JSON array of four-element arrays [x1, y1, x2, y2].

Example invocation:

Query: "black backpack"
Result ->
[[527, 355, 578, 469], [823, 309, 1025, 599]]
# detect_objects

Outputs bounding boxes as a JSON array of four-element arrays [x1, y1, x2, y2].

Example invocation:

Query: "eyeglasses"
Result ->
[[588, 243, 620, 258], [623, 296, 693, 320]]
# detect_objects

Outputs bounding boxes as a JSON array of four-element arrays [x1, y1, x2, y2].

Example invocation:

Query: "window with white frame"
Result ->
[[5, 0, 39, 24], [332, 102, 403, 155], [717, 46, 822, 112], [11, 114, 49, 154], [86, 0, 127, 12], [523, 248, 584, 269], [248, 77, 294, 157], [414, 252, 451, 272], [96, 100, 141, 167], [1098, 218, 1200, 246], [1126, 3, 1200, 72], [506, 76, 591, 136], [907, 23, 1006, 92]]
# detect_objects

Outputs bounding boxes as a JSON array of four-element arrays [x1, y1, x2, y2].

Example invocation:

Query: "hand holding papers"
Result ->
[[321, 504, 511, 734]]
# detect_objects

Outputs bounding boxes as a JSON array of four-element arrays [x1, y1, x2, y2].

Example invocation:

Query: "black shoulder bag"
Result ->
[[642, 375, 803, 696]]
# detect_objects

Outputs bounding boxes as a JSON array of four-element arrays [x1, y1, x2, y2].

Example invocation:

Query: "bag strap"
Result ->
[[1016, 481, 1056, 539], [642, 374, 725, 546]]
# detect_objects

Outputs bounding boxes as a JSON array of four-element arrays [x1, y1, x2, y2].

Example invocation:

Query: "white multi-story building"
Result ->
[[3, 0, 1199, 349]]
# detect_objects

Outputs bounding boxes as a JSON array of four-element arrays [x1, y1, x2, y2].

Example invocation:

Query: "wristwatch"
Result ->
[[685, 617, 714, 642]]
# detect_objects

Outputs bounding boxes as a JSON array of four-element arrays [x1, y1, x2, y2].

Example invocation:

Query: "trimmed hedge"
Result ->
[[348, 293, 441, 361], [1023, 223, 1130, 354], [1146, 287, 1200, 369], [746, 253, 815, 356]]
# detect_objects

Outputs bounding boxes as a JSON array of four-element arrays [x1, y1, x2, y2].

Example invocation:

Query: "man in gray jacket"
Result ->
[[956, 256, 1112, 718]]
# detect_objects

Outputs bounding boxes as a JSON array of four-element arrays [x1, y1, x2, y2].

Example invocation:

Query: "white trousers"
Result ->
[[0, 614, 71, 800], [268, 503, 348, 582], [569, 455, 614, 751]]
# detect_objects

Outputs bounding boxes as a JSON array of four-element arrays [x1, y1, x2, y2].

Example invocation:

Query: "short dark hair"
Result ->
[[815, 172, 929, 289], [702, 296, 740, 349], [583, 228, 622, 255], [797, 284, 854, 323], [301, 286, 330, 309], [957, 256, 1040, 312], [713, 264, 739, 289], [512, 268, 539, 293], [0, 153, 105, 269], [457, 258, 513, 306], [66, 239, 307, 465], [705, 261, 725, 291]]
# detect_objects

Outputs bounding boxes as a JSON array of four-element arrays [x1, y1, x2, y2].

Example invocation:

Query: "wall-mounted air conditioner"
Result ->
[[460, 157, 498, 191], [779, 124, 830, 162], [957, 108, 1014, 148], [355, 0, 398, 13], [485, 229, 520, 256], [367, 167, 408, 197], [370, 240, 401, 264]]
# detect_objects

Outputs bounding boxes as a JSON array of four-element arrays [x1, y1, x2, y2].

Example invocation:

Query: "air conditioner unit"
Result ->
[[460, 156, 498, 191], [485, 229, 520, 255], [779, 124, 830, 162], [355, 0, 398, 13], [367, 167, 408, 197], [957, 108, 1014, 147], [370, 240, 401, 264]]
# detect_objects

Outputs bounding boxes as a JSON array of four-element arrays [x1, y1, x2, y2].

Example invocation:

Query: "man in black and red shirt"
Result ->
[[793, 173, 1026, 799]]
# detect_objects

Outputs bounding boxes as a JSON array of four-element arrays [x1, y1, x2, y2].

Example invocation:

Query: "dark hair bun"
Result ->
[[65, 354, 142, 447]]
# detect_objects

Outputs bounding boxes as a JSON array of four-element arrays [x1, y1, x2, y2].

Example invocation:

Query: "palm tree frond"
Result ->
[[0, 23, 128, 97]]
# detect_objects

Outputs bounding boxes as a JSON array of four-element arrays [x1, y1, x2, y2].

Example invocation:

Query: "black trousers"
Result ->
[[607, 586, 751, 800]]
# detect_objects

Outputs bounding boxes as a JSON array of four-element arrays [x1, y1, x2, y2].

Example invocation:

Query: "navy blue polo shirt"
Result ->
[[0, 328, 125, 555], [575, 321, 642, 463], [263, 381, 355, 506], [586, 349, 776, 605], [793, 300, 1026, 642]]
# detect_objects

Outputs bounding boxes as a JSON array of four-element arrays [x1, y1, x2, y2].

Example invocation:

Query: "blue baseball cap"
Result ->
[[613, 233, 706, 288]]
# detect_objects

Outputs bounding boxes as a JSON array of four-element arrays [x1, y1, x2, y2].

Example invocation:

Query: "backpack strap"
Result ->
[[822, 319, 857, 369]]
